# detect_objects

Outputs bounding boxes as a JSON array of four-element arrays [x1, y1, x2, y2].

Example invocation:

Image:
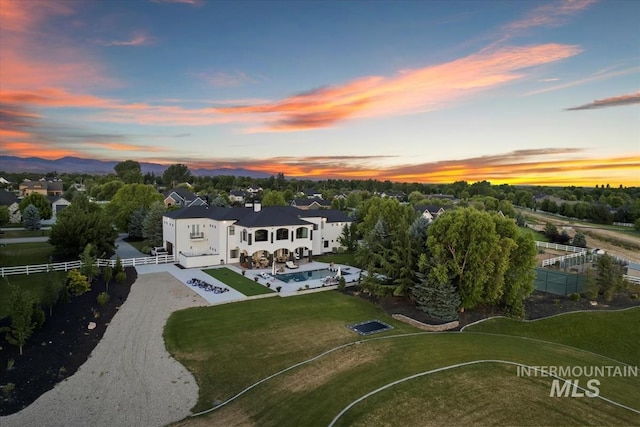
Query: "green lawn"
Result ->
[[0, 229, 50, 238], [518, 226, 549, 242], [0, 272, 66, 319], [315, 252, 357, 266], [464, 307, 640, 365], [165, 292, 640, 426], [203, 267, 275, 296], [0, 242, 54, 267], [125, 239, 152, 253]]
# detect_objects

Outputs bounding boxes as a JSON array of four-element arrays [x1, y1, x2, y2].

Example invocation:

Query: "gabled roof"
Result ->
[[164, 187, 197, 202], [0, 189, 19, 206], [414, 204, 445, 215], [292, 197, 331, 207], [229, 190, 247, 197]]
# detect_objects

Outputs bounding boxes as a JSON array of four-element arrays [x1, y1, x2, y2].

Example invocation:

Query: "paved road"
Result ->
[[0, 236, 49, 244], [112, 233, 146, 259]]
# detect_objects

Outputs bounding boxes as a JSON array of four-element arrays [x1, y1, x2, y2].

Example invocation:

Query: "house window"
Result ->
[[229, 226, 235, 235], [313, 224, 318, 231], [324, 241, 329, 248], [296, 227, 308, 239], [230, 249, 239, 258], [276, 228, 289, 240], [242, 230, 247, 242], [255, 229, 268, 242]]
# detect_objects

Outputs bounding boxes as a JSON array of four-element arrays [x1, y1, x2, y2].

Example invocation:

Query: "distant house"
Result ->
[[291, 197, 332, 210], [381, 190, 405, 201], [0, 177, 10, 185], [246, 186, 263, 195], [49, 196, 71, 221], [414, 204, 446, 222], [163, 188, 206, 208], [301, 188, 323, 199], [627, 262, 640, 279], [0, 189, 21, 223], [162, 205, 352, 268], [229, 190, 248, 204], [425, 194, 460, 204], [19, 180, 63, 197]]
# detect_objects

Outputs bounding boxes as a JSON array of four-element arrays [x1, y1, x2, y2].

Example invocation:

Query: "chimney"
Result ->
[[253, 201, 262, 212]]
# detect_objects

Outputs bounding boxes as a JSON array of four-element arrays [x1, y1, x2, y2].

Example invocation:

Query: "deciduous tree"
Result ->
[[2, 284, 35, 355], [106, 184, 163, 230], [114, 160, 143, 184], [162, 163, 192, 187], [19, 193, 52, 220]]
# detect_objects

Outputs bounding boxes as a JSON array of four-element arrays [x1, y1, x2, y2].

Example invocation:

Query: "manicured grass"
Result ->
[[203, 267, 275, 296], [0, 272, 66, 319], [125, 239, 152, 253], [0, 229, 50, 238], [464, 307, 640, 365], [166, 293, 639, 426], [518, 226, 549, 242], [315, 252, 357, 266], [0, 242, 54, 267]]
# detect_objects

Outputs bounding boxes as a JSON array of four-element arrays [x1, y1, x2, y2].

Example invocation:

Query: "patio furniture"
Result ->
[[286, 261, 299, 269]]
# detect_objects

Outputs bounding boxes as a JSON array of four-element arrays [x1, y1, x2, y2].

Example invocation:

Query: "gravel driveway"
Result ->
[[0, 273, 208, 427]]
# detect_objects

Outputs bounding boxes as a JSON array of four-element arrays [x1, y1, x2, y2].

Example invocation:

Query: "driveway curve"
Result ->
[[0, 272, 208, 427]]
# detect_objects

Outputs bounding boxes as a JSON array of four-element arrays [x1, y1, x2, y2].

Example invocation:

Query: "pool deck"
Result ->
[[134, 261, 361, 305]]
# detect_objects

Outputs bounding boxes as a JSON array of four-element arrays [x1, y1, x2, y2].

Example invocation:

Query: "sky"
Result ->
[[0, 0, 639, 186]]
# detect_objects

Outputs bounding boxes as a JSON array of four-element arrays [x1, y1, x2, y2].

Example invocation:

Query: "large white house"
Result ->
[[162, 204, 352, 268]]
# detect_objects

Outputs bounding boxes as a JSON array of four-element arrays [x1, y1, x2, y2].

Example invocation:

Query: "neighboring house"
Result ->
[[290, 197, 332, 210], [381, 190, 405, 201], [246, 186, 263, 195], [425, 194, 459, 204], [162, 205, 352, 268], [414, 204, 446, 222], [229, 190, 248, 204], [0, 189, 21, 223], [627, 262, 640, 279], [49, 196, 71, 221], [19, 180, 63, 197], [301, 188, 323, 199], [163, 188, 207, 208], [0, 177, 10, 185]]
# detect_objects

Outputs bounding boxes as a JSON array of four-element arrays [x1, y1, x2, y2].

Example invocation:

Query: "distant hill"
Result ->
[[0, 156, 271, 178]]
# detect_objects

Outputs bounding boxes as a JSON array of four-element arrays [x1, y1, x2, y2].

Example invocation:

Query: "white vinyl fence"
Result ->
[[535, 241, 587, 253], [0, 255, 175, 277]]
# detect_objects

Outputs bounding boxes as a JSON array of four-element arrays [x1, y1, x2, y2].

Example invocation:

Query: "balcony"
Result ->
[[189, 232, 205, 240]]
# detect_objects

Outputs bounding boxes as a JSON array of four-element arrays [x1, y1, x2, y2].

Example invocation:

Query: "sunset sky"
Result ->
[[1, 0, 639, 186]]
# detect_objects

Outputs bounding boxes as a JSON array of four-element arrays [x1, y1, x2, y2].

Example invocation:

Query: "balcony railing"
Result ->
[[190, 232, 204, 239]]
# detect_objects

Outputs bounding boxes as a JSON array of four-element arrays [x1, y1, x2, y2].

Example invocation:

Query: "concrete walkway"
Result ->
[[112, 233, 146, 260]]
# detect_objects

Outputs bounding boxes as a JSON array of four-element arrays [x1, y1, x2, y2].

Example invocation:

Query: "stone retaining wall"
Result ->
[[392, 314, 458, 331]]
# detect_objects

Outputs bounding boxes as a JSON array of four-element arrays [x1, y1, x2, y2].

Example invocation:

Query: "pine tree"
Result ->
[[411, 271, 460, 322], [23, 204, 41, 231]]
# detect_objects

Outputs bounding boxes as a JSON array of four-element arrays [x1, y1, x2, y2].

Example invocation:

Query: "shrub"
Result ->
[[338, 276, 346, 291], [115, 270, 127, 284], [1, 383, 15, 396], [66, 269, 91, 296], [141, 246, 151, 255], [569, 293, 580, 301], [7, 359, 15, 371], [97, 292, 110, 307], [276, 286, 282, 292], [31, 305, 46, 330]]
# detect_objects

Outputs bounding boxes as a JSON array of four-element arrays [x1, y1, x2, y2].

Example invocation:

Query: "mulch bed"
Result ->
[[344, 287, 640, 330], [0, 267, 137, 416]]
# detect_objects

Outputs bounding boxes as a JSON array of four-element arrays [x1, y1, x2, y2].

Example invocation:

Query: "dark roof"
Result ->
[[292, 197, 331, 207], [164, 205, 351, 227], [229, 190, 246, 197], [414, 204, 443, 215], [164, 187, 196, 202], [0, 189, 19, 206], [299, 209, 352, 223]]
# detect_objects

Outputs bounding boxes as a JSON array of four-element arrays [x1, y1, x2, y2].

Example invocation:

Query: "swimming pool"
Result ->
[[276, 268, 335, 283]]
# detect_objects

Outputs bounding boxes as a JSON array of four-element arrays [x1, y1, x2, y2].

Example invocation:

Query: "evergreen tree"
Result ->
[[516, 212, 526, 227], [127, 207, 147, 240], [23, 204, 41, 231], [572, 232, 587, 248], [411, 267, 460, 322], [142, 201, 165, 246]]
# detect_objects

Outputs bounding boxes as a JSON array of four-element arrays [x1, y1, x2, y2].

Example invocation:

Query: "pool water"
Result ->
[[276, 268, 334, 283], [347, 320, 394, 335]]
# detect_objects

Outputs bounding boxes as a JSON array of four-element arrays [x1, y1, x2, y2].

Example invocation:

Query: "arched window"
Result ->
[[296, 227, 308, 239], [255, 229, 268, 242], [276, 228, 289, 240]]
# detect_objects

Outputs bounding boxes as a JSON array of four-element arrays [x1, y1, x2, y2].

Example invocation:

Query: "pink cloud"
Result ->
[[217, 43, 582, 132], [98, 34, 151, 47], [505, 0, 597, 33]]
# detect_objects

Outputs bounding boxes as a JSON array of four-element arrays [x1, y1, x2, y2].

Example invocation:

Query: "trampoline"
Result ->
[[347, 320, 394, 336]]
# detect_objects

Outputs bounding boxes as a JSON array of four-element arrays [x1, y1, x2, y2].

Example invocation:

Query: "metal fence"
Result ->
[[534, 268, 585, 296], [0, 255, 175, 277]]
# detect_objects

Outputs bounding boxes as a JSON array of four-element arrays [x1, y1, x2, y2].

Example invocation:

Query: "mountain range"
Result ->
[[0, 156, 271, 179]]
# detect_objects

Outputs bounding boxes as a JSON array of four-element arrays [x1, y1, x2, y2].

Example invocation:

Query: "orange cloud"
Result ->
[[505, 0, 596, 33], [2, 142, 82, 158], [217, 43, 581, 132], [566, 92, 640, 110]]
